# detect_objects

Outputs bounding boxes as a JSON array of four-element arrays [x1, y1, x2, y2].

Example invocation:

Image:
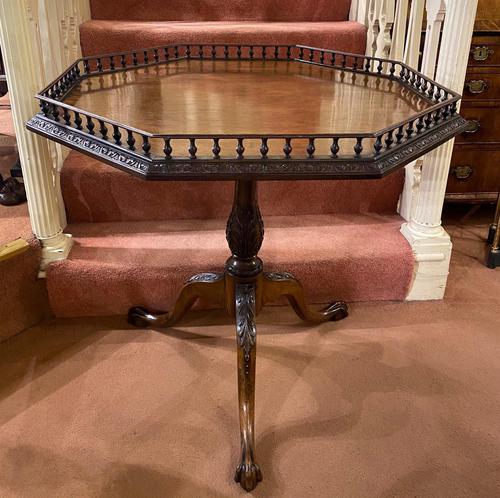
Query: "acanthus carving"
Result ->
[[235, 283, 257, 375], [226, 205, 264, 260]]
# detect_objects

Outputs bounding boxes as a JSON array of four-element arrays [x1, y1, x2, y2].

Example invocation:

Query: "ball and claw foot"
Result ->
[[235, 462, 263, 492]]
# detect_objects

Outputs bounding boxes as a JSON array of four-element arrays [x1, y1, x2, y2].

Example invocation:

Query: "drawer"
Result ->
[[456, 102, 500, 143], [447, 147, 500, 194], [469, 36, 500, 66], [463, 72, 500, 100]]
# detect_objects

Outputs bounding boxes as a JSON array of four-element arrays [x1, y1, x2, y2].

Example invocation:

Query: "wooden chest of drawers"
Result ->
[[446, 20, 500, 202]]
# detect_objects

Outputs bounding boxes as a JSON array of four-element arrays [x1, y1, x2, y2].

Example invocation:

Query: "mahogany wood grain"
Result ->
[[64, 59, 431, 157]]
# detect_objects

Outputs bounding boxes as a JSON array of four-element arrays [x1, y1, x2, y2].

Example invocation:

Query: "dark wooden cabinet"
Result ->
[[446, 15, 500, 202]]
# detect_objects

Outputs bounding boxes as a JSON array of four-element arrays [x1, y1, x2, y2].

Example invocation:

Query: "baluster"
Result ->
[[63, 108, 71, 126], [299, 47, 304, 60], [186, 46, 191, 59], [74, 111, 83, 130], [163, 138, 172, 159], [212, 138, 221, 158], [395, 126, 404, 143], [308, 48, 314, 62], [224, 45, 229, 58], [235, 45, 241, 59], [110, 56, 115, 70], [274, 46, 279, 59], [354, 137, 363, 156], [330, 137, 340, 157], [142, 136, 151, 155], [262, 46, 267, 59], [127, 130, 136, 150], [421, 79, 428, 94], [143, 50, 149, 64], [450, 101, 458, 116], [320, 50, 325, 64], [154, 48, 159, 63], [189, 138, 197, 159], [174, 46, 179, 58], [441, 104, 450, 120], [385, 130, 394, 148], [51, 103, 60, 121], [331, 53, 337, 67], [112, 125, 122, 144], [307, 137, 315, 157], [286, 46, 291, 59], [198, 45, 204, 58], [434, 88, 442, 103], [211, 45, 216, 58], [416, 116, 425, 133], [97, 57, 103, 72], [283, 138, 292, 158], [377, 59, 383, 73], [121, 54, 126, 68], [406, 120, 415, 138], [86, 116, 95, 135], [83, 60, 90, 74], [132, 52, 138, 65], [389, 62, 395, 76], [98, 120, 108, 139], [374, 135, 383, 155], [424, 112, 433, 128], [260, 138, 269, 158], [249, 46, 254, 59], [40, 100, 49, 117], [427, 83, 435, 99], [353, 56, 358, 71], [75, 65, 81, 77], [409, 71, 416, 85], [164, 47, 170, 61], [236, 138, 245, 158], [399, 66, 406, 79], [342, 54, 347, 68]]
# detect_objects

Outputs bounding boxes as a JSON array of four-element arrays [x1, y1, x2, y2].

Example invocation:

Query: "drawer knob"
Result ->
[[465, 79, 488, 94], [471, 46, 494, 61], [451, 165, 474, 180], [463, 119, 481, 133]]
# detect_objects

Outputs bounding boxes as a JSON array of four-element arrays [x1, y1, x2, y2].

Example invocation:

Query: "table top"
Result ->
[[27, 44, 467, 180]]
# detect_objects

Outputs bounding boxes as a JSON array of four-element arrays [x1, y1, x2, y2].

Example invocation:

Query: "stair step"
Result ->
[[46, 214, 413, 317], [61, 152, 404, 223]]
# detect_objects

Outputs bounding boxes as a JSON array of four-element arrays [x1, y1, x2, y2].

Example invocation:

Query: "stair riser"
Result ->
[[62, 153, 403, 222]]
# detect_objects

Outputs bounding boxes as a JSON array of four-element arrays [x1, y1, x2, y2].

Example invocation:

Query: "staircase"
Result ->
[[36, 0, 417, 318], [45, 151, 413, 317]]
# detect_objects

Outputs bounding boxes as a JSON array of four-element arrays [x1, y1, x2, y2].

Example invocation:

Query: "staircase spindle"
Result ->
[[307, 138, 315, 157], [212, 138, 221, 158], [236, 138, 245, 158], [283, 138, 292, 157]]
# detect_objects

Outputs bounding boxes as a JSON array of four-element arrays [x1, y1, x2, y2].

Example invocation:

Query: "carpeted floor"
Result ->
[[0, 208, 498, 498]]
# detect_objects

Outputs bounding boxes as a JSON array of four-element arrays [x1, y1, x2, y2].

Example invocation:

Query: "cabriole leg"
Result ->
[[234, 282, 262, 492], [263, 271, 348, 323], [128, 272, 224, 327]]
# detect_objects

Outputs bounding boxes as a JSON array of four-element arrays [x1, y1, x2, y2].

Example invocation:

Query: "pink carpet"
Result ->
[[46, 214, 413, 317], [0, 213, 498, 497], [62, 152, 404, 223], [80, 20, 367, 58]]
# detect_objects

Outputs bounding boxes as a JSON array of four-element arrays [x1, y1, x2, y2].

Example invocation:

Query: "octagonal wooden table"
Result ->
[[27, 44, 467, 492]]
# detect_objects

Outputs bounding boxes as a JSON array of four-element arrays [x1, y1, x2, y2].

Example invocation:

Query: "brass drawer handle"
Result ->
[[465, 79, 488, 94], [464, 119, 480, 134], [451, 165, 474, 180], [471, 46, 494, 61]]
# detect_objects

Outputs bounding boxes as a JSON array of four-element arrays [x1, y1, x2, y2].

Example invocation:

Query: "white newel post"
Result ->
[[0, 0, 90, 275], [401, 0, 478, 300]]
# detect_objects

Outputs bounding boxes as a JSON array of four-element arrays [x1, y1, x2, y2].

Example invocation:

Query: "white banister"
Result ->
[[0, 0, 90, 275], [401, 0, 478, 300]]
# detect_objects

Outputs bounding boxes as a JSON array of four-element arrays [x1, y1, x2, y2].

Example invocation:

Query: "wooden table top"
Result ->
[[28, 45, 467, 180], [65, 59, 431, 137]]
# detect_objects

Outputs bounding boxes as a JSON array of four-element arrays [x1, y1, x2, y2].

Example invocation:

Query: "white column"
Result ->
[[401, 0, 478, 300], [0, 0, 90, 274]]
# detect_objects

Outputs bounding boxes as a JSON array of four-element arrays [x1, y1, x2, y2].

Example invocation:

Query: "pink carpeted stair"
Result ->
[[44, 1, 415, 318], [46, 152, 414, 317]]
